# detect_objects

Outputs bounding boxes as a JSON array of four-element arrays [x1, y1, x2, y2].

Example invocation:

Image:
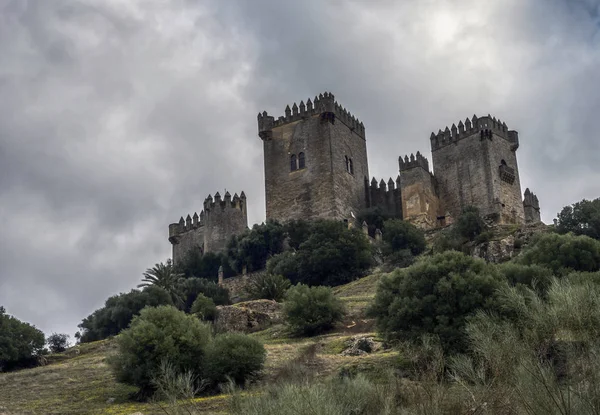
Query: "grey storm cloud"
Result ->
[[0, 0, 599, 336]]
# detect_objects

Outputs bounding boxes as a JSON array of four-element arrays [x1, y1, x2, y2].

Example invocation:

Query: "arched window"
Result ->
[[290, 154, 297, 171], [349, 158, 354, 175], [298, 152, 305, 169]]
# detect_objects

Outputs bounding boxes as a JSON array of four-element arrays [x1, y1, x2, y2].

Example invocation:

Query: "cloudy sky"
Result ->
[[1, 0, 599, 336]]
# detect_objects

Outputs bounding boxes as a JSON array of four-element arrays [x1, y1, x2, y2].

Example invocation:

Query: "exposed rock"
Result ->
[[472, 235, 516, 263], [341, 336, 381, 356], [215, 300, 283, 333], [106, 397, 115, 404]]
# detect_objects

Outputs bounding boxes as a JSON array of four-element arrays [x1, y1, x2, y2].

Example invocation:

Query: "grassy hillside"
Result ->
[[0, 271, 389, 415]]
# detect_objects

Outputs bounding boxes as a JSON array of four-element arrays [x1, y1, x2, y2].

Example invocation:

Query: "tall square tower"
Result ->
[[430, 115, 525, 224], [257, 92, 369, 222]]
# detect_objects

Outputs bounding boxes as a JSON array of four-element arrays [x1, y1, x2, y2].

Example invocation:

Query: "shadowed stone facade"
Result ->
[[168, 91, 543, 263], [168, 191, 248, 264], [258, 92, 368, 222]]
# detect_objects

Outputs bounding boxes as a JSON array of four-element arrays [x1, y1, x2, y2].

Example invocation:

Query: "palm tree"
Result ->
[[138, 259, 184, 306]]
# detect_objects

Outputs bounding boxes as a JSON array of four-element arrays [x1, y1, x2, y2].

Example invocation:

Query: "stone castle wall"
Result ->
[[431, 115, 525, 224], [399, 153, 440, 229], [258, 92, 368, 222], [169, 192, 248, 265]]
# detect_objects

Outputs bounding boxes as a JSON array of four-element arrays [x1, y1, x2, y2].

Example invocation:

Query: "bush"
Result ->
[[356, 206, 394, 237], [455, 206, 486, 240], [190, 294, 217, 321], [516, 233, 600, 275], [270, 220, 373, 286], [370, 251, 502, 354], [227, 221, 287, 273], [205, 333, 266, 385], [178, 277, 230, 313], [109, 305, 212, 394], [382, 219, 426, 255], [245, 273, 291, 302], [556, 198, 600, 240], [47, 333, 70, 354], [0, 307, 46, 372], [78, 286, 173, 343], [284, 284, 345, 336], [496, 263, 553, 294]]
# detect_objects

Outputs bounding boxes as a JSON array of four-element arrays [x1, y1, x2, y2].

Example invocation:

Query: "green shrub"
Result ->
[[284, 284, 345, 336], [385, 249, 415, 269], [370, 251, 502, 354], [270, 220, 373, 287], [47, 333, 70, 354], [190, 294, 217, 321], [109, 305, 212, 394], [455, 206, 486, 240], [205, 333, 266, 385], [178, 277, 230, 313], [497, 263, 553, 293], [78, 286, 173, 343], [245, 273, 291, 302], [226, 220, 287, 273], [382, 219, 426, 255], [556, 198, 600, 240], [516, 233, 600, 275], [0, 307, 46, 372]]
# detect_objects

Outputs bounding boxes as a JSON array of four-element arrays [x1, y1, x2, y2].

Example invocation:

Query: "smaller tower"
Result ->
[[398, 152, 440, 229], [523, 188, 542, 224], [168, 190, 248, 265]]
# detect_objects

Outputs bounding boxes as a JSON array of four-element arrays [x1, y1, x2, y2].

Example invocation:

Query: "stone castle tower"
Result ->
[[429, 115, 525, 225], [258, 92, 369, 222], [168, 191, 248, 264]]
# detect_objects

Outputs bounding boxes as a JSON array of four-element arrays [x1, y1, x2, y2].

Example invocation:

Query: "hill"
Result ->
[[0, 271, 394, 415]]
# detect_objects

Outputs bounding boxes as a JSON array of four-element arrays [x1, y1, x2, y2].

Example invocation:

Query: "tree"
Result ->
[[176, 250, 234, 281], [178, 278, 230, 313], [78, 286, 173, 343], [269, 220, 373, 286], [138, 260, 184, 305], [190, 294, 217, 321], [556, 198, 600, 240], [284, 284, 345, 336], [455, 206, 486, 240], [516, 233, 600, 275], [226, 221, 287, 273], [356, 206, 394, 237], [108, 305, 212, 395], [382, 219, 426, 255], [0, 307, 46, 372], [47, 333, 70, 353], [369, 251, 502, 354]]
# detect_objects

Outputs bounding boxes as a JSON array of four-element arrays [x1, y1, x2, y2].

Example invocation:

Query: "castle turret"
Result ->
[[430, 114, 525, 224], [169, 190, 248, 264], [258, 92, 369, 222], [398, 152, 439, 229], [523, 188, 542, 224]]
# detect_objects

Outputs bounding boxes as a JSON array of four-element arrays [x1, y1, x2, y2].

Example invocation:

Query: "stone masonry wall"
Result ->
[[204, 196, 249, 253], [431, 115, 524, 224], [399, 162, 440, 230], [260, 93, 369, 222], [170, 225, 204, 265]]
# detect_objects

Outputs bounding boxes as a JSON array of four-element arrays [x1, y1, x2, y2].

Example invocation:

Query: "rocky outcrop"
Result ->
[[471, 223, 549, 263], [341, 336, 382, 356], [214, 299, 283, 333]]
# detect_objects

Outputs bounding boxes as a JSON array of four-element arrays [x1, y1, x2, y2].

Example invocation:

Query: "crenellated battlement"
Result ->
[[399, 151, 430, 172], [430, 114, 518, 151], [257, 92, 365, 139], [523, 188, 541, 223], [169, 190, 247, 240], [364, 175, 402, 218]]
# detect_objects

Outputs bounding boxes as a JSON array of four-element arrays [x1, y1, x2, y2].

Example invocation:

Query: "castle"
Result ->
[[169, 92, 542, 263]]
